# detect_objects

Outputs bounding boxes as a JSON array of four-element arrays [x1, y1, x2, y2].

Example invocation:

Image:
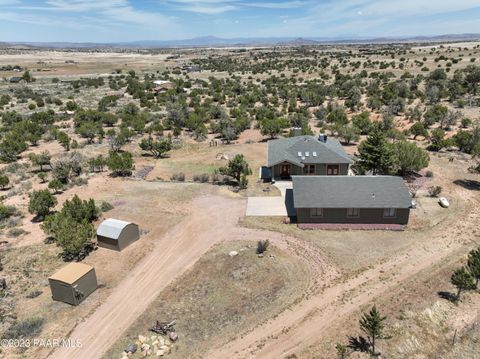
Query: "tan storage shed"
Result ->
[[96, 218, 140, 251], [48, 263, 97, 306]]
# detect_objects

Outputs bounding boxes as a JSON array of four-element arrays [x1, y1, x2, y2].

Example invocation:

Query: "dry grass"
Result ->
[[104, 240, 308, 359]]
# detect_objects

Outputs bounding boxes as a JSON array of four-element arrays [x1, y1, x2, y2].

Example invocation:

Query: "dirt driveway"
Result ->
[[49, 195, 246, 359], [208, 195, 480, 358]]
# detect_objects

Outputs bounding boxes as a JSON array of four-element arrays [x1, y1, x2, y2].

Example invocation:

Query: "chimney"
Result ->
[[318, 134, 328, 143]]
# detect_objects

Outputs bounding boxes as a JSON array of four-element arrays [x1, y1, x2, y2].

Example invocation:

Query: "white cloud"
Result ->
[[243, 1, 308, 9], [168, 0, 308, 14], [180, 4, 237, 14]]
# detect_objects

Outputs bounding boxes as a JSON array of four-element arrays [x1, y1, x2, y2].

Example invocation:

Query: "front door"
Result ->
[[303, 165, 315, 175], [327, 165, 340, 175], [280, 164, 291, 177]]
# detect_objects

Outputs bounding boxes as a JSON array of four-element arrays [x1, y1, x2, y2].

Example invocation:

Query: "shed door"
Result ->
[[51, 281, 74, 304]]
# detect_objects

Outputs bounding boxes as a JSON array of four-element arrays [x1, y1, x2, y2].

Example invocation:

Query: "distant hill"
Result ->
[[2, 33, 480, 49]]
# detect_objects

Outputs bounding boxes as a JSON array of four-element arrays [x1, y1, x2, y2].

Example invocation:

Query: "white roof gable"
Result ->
[[97, 218, 132, 239]]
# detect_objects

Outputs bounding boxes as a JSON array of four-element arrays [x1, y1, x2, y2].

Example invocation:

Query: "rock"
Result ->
[[151, 335, 158, 342], [159, 338, 165, 346], [258, 253, 264, 258], [160, 345, 170, 354], [125, 343, 137, 354], [156, 349, 165, 357], [169, 331, 178, 342], [141, 343, 150, 352], [138, 335, 147, 343], [228, 250, 238, 257]]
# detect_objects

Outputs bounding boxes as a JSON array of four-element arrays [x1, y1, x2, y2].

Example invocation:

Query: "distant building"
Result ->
[[182, 65, 201, 73], [153, 80, 174, 93], [96, 218, 140, 251]]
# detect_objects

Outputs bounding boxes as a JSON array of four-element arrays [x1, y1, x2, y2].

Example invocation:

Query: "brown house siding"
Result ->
[[296, 208, 410, 225], [272, 163, 349, 177]]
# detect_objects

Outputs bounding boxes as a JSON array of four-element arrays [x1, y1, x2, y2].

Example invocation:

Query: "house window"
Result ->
[[347, 208, 360, 218], [310, 208, 323, 217], [303, 165, 315, 175], [327, 165, 340, 175], [383, 208, 397, 218]]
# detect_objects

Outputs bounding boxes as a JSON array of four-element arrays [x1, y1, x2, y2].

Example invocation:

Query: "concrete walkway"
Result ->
[[246, 181, 296, 217]]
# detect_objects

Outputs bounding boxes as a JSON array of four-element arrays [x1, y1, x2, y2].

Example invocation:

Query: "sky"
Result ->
[[0, 0, 480, 43]]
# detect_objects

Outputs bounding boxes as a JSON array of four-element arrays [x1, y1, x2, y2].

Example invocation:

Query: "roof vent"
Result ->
[[313, 152, 317, 157], [305, 152, 309, 157], [298, 151, 302, 157], [372, 193, 376, 199], [318, 134, 328, 143]]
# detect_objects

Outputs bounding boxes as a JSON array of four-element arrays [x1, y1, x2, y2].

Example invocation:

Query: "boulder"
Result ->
[[156, 349, 165, 357], [138, 335, 147, 343], [169, 331, 178, 342], [228, 250, 238, 257], [125, 343, 137, 354]]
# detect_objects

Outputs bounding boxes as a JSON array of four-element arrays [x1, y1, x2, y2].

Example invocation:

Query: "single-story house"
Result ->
[[153, 80, 174, 93], [96, 218, 140, 251], [48, 262, 97, 306], [267, 135, 352, 180], [293, 176, 413, 225]]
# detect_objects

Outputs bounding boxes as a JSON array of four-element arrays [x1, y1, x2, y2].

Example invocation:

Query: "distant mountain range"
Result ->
[[2, 33, 480, 49]]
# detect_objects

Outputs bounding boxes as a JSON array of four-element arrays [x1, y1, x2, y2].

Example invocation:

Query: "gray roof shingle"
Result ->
[[293, 176, 412, 209], [267, 136, 352, 167]]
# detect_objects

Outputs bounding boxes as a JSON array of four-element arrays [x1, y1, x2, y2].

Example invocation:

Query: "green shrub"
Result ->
[[193, 173, 209, 183], [7, 228, 26, 238], [256, 240, 270, 255], [99, 201, 114, 212], [170, 173, 185, 182], [428, 185, 442, 197], [2, 317, 44, 339], [28, 189, 57, 220]]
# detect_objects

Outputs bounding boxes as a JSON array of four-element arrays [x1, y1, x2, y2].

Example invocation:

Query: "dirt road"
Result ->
[[208, 199, 480, 358], [49, 195, 245, 359]]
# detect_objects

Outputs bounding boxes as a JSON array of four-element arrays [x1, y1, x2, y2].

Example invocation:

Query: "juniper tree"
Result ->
[[28, 189, 57, 220], [394, 141, 430, 176], [0, 175, 9, 190], [451, 267, 476, 301], [467, 248, 480, 287], [139, 137, 172, 158], [218, 154, 252, 184]]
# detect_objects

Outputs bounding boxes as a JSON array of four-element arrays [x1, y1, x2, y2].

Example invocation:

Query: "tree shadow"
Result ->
[[453, 179, 480, 191], [348, 336, 370, 353], [31, 214, 45, 223], [438, 291, 458, 303]]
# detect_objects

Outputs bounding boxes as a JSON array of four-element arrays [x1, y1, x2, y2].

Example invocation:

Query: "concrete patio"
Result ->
[[246, 181, 296, 217]]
